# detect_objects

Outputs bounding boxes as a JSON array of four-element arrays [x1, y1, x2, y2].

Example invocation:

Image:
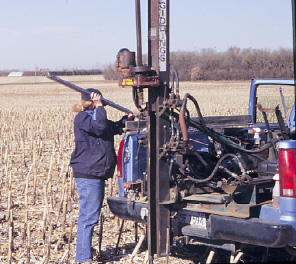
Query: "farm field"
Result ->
[[0, 75, 253, 263]]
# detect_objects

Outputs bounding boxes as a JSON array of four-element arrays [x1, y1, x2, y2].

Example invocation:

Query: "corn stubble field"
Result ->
[[0, 75, 252, 264]]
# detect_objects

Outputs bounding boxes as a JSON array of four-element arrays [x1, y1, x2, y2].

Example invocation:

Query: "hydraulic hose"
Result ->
[[133, 87, 145, 112], [176, 93, 280, 154], [186, 153, 242, 183], [179, 105, 188, 142], [193, 150, 211, 169]]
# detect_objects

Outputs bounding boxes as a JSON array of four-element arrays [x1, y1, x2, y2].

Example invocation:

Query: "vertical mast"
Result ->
[[117, 1, 171, 261], [147, 0, 171, 260]]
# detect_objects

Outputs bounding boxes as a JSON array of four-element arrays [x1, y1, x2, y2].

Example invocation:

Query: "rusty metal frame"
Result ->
[[146, 0, 171, 261]]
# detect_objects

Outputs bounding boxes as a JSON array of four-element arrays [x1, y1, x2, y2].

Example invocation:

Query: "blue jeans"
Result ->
[[75, 177, 105, 263]]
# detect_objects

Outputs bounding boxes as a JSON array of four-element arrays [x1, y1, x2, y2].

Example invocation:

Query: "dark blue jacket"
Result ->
[[70, 106, 126, 179]]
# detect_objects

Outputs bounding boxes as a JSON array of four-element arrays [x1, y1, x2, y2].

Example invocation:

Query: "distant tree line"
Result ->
[[103, 47, 293, 81], [50, 69, 103, 76], [171, 47, 293, 81]]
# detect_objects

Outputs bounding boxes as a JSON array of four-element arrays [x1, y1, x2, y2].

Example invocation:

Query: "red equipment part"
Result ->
[[279, 140, 296, 197]]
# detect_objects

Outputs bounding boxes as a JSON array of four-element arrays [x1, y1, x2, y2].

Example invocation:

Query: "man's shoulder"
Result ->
[[74, 111, 89, 122]]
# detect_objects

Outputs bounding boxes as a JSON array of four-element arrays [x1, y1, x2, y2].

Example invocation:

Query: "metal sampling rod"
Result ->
[[46, 73, 133, 114], [135, 0, 143, 66]]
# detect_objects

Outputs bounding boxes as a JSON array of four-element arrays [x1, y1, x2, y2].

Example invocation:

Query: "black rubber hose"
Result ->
[[132, 87, 145, 112], [193, 151, 211, 169], [175, 93, 280, 154], [186, 153, 240, 183]]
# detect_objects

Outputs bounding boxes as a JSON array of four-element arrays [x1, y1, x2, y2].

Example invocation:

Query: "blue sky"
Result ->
[[0, 0, 293, 70]]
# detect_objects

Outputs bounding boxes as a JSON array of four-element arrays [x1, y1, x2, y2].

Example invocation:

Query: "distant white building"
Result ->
[[8, 72, 24, 77]]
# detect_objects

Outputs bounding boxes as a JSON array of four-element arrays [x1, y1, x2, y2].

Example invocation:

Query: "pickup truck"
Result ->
[[108, 78, 295, 261]]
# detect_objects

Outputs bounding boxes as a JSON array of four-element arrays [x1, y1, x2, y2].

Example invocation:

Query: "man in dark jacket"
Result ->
[[70, 89, 132, 263]]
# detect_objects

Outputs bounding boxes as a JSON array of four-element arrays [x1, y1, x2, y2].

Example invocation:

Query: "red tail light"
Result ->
[[279, 140, 296, 198], [117, 139, 125, 178]]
